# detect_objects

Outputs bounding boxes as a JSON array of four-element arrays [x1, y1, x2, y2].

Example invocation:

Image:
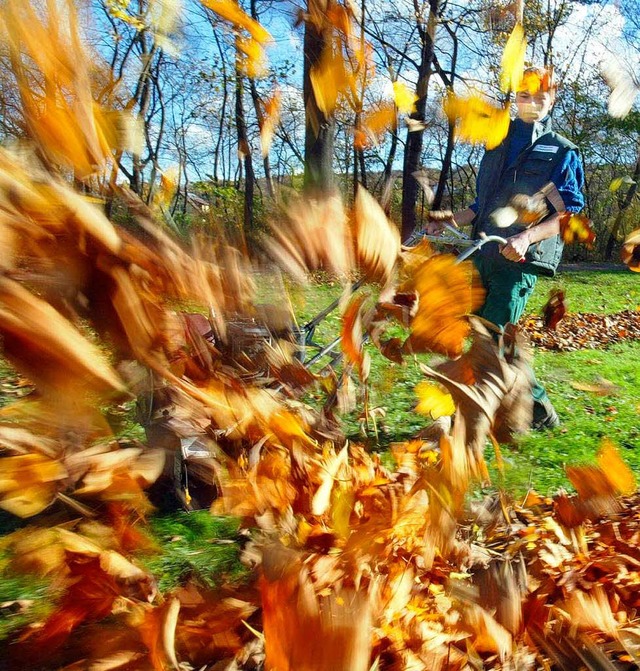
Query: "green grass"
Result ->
[[527, 269, 640, 315], [294, 270, 640, 495], [143, 511, 249, 592], [0, 545, 59, 640]]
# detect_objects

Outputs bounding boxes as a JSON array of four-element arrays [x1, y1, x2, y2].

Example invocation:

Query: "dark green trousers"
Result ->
[[473, 254, 548, 407]]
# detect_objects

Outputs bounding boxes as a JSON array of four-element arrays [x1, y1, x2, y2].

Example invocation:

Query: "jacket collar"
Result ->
[[531, 115, 553, 144]]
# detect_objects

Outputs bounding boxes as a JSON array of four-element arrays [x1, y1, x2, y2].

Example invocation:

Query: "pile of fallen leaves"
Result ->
[[0, 2, 639, 671], [522, 310, 640, 351]]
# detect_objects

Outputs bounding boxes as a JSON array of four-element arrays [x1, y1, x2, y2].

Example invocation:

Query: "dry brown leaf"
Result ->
[[0, 277, 125, 399], [353, 185, 400, 284], [621, 228, 640, 271]]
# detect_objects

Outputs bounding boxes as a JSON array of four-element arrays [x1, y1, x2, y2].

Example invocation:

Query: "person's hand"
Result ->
[[501, 230, 532, 262], [424, 210, 456, 235]]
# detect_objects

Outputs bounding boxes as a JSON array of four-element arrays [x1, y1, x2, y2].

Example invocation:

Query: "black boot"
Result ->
[[532, 398, 560, 431]]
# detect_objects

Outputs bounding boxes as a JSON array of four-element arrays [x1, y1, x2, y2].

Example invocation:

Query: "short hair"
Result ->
[[518, 66, 557, 94]]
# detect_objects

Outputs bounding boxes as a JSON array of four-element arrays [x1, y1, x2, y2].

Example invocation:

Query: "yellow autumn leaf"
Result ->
[[414, 381, 455, 419], [393, 81, 418, 114], [609, 176, 635, 192], [153, 166, 179, 210], [310, 40, 355, 116], [443, 91, 510, 150], [500, 22, 527, 93], [237, 34, 268, 78]]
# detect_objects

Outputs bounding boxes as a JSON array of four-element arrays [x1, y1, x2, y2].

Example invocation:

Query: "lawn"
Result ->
[[294, 268, 640, 496]]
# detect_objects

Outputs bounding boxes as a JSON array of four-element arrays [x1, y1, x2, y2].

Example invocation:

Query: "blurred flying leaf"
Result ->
[[354, 103, 396, 150], [153, 166, 179, 211], [570, 378, 620, 396], [609, 175, 636, 192], [500, 22, 526, 93], [542, 289, 566, 330], [414, 381, 455, 420], [405, 117, 427, 132], [0, 0, 133, 177], [566, 440, 635, 499], [597, 439, 635, 495], [260, 90, 281, 157], [353, 185, 400, 284], [601, 57, 640, 119], [443, 92, 510, 149], [403, 254, 485, 358], [518, 68, 548, 95], [392, 81, 418, 114], [412, 170, 435, 205], [558, 211, 596, 247], [265, 192, 352, 280], [621, 228, 640, 272], [311, 443, 349, 516], [236, 34, 268, 78], [201, 0, 271, 43], [0, 276, 126, 399], [310, 38, 355, 116], [341, 291, 371, 381], [0, 453, 67, 517]]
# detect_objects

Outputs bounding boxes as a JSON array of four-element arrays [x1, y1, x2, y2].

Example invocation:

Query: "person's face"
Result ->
[[515, 89, 555, 123]]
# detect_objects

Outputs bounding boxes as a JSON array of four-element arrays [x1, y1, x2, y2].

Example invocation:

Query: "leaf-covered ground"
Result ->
[[522, 310, 640, 351]]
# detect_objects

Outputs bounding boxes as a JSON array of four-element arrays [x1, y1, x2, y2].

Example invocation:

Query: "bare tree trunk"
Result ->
[[235, 41, 255, 231], [303, 0, 335, 192], [433, 22, 458, 210], [401, 0, 439, 240], [249, 0, 274, 198], [212, 31, 229, 185]]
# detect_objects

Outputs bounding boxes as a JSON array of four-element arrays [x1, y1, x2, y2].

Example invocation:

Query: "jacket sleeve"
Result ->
[[550, 149, 585, 213]]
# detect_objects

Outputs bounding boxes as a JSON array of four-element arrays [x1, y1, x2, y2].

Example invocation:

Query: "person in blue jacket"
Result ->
[[427, 66, 585, 429]]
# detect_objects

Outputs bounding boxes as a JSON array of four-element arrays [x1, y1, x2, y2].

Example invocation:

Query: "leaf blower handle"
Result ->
[[454, 234, 508, 263]]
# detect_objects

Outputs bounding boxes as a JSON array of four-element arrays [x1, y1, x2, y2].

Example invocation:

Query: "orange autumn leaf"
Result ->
[[354, 102, 397, 149], [130, 599, 181, 671], [260, 90, 281, 157], [1, 0, 133, 177], [566, 440, 634, 499], [443, 91, 510, 150], [326, 3, 354, 38], [0, 453, 67, 517], [597, 439, 635, 495], [201, 0, 271, 43], [558, 211, 596, 247], [236, 34, 268, 78], [0, 276, 125, 399], [404, 254, 485, 358], [341, 291, 371, 381], [518, 68, 554, 94], [542, 289, 566, 330]]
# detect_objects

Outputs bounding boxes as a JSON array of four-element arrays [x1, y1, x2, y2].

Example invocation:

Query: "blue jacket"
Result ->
[[470, 118, 585, 276]]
